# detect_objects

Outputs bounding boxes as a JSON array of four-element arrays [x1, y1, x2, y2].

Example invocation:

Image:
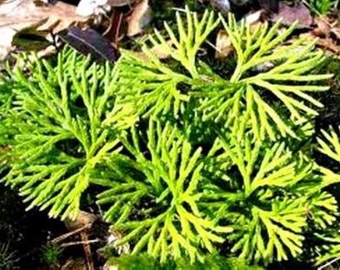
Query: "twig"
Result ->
[[80, 231, 94, 270], [59, 239, 100, 248], [318, 257, 340, 270], [51, 224, 91, 244]]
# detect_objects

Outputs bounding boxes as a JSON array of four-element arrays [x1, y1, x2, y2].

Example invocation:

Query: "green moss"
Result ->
[[41, 244, 62, 266]]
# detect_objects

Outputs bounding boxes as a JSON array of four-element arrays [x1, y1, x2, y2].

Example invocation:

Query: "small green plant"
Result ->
[[41, 244, 62, 266], [304, 0, 336, 15], [0, 5, 339, 268]]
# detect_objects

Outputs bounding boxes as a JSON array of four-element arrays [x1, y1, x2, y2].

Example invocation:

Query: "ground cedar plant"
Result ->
[[2, 6, 340, 269]]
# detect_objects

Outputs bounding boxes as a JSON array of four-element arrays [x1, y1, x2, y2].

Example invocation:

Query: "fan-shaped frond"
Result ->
[[313, 233, 340, 267], [202, 132, 313, 264], [317, 127, 340, 187], [2, 48, 136, 220], [116, 6, 219, 118], [98, 120, 231, 263], [197, 14, 331, 140]]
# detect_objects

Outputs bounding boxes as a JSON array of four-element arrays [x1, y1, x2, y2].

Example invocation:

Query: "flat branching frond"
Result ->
[[229, 198, 306, 263], [109, 252, 263, 269], [200, 14, 331, 140], [317, 127, 340, 186], [194, 67, 243, 124], [117, 49, 190, 118], [203, 133, 313, 263], [313, 233, 340, 267], [116, 7, 220, 118], [317, 127, 340, 163], [219, 134, 300, 195], [307, 191, 338, 230], [0, 78, 19, 165], [253, 199, 305, 262], [222, 14, 330, 83], [149, 6, 220, 77], [98, 119, 231, 263], [2, 47, 134, 220]]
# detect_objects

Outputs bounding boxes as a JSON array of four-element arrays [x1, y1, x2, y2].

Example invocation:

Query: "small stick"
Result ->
[[51, 224, 91, 244], [318, 257, 340, 270], [59, 239, 100, 248]]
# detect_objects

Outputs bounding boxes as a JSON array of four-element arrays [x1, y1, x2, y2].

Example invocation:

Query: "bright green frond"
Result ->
[[316, 127, 340, 188], [1, 47, 134, 219], [97, 119, 231, 263], [202, 132, 315, 264], [150, 6, 220, 77], [314, 232, 340, 267], [198, 14, 331, 140]]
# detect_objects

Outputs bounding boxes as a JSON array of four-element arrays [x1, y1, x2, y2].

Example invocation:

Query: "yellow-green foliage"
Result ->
[[1, 6, 340, 267]]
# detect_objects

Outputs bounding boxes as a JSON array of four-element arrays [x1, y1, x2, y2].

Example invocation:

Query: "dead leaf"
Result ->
[[244, 10, 263, 25], [108, 0, 136, 6], [0, 0, 43, 55], [35, 2, 90, 33], [215, 30, 233, 60], [316, 37, 339, 53], [126, 0, 151, 36], [331, 27, 340, 40], [209, 0, 230, 15], [299, 31, 339, 54], [271, 2, 313, 28], [313, 17, 332, 37], [0, 0, 89, 60], [0, 0, 30, 15], [58, 26, 117, 62], [313, 17, 340, 40], [309, 17, 340, 54]]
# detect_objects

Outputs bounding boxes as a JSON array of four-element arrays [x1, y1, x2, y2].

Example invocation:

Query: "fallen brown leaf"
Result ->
[[108, 0, 137, 6], [313, 17, 332, 37], [317, 37, 339, 53], [0, 0, 89, 60], [309, 17, 340, 54], [215, 29, 233, 60], [331, 27, 340, 40], [126, 0, 151, 36], [271, 2, 313, 28], [35, 2, 89, 33]]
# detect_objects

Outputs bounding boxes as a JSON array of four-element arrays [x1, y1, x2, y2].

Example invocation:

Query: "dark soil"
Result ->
[[0, 184, 65, 269]]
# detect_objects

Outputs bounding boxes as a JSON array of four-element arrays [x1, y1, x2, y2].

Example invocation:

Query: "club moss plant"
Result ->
[[1, 6, 340, 268]]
